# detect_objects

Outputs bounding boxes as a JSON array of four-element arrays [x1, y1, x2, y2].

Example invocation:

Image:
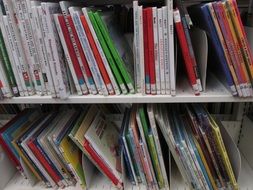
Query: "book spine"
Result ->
[[220, 2, 252, 96], [143, 9, 151, 94], [201, 4, 237, 95], [162, 6, 171, 95], [37, 6, 58, 97], [70, 9, 108, 95], [80, 15, 114, 95], [133, 1, 142, 93], [83, 9, 121, 95], [209, 3, 245, 96], [157, 8, 165, 95], [152, 8, 160, 95], [173, 9, 200, 95], [146, 8, 156, 95], [3, 0, 34, 95], [138, 5, 145, 95], [42, 3, 70, 99], [17, 0, 45, 95], [83, 140, 123, 188], [167, 0, 176, 96], [54, 14, 87, 95], [67, 16, 98, 95]]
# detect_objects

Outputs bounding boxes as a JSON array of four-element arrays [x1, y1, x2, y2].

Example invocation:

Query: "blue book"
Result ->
[[187, 4, 237, 95]]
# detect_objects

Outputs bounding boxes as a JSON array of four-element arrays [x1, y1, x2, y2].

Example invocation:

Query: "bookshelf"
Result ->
[[1, 0, 253, 189]]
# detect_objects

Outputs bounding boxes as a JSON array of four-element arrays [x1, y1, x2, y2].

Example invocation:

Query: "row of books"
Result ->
[[0, 103, 238, 189], [0, 0, 135, 99], [174, 0, 253, 97], [133, 1, 176, 95]]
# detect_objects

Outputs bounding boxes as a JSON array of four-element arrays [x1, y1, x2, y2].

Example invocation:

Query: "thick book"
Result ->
[[173, 9, 200, 95]]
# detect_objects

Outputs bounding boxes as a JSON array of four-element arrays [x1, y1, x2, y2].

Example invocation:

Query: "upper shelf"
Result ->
[[0, 75, 252, 104]]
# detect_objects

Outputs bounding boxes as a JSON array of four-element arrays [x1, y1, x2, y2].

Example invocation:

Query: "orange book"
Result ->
[[227, 0, 253, 85], [80, 15, 115, 95]]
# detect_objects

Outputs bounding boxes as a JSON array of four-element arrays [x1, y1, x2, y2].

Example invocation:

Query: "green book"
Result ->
[[88, 11, 128, 94], [93, 11, 135, 94], [139, 106, 164, 188], [0, 29, 18, 96]]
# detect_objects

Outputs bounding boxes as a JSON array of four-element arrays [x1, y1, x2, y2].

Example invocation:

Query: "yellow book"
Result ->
[[11, 118, 43, 181], [226, 0, 253, 82], [208, 115, 238, 190], [193, 137, 217, 190], [59, 135, 86, 189]]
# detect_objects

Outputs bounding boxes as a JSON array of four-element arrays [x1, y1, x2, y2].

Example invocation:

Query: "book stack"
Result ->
[[0, 1, 134, 99], [0, 103, 239, 189], [180, 0, 253, 97], [155, 103, 238, 190], [133, 1, 175, 96]]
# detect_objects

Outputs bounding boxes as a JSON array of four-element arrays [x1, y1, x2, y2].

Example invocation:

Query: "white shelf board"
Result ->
[[0, 74, 252, 104]]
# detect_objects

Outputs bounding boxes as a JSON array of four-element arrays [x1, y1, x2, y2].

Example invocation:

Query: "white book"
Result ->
[[53, 13, 84, 96], [30, 1, 54, 96], [69, 7, 108, 96], [2, 0, 34, 95], [0, 7, 24, 96], [162, 6, 170, 95], [36, 6, 57, 97], [167, 0, 176, 96], [152, 7, 160, 95], [0, 61, 12, 98], [41, 2, 70, 99], [157, 8, 166, 95], [147, 104, 169, 189], [13, 0, 44, 95], [82, 7, 120, 95], [59, 1, 98, 95], [84, 110, 122, 183]]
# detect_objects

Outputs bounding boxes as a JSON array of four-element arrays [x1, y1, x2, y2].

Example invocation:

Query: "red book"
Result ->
[[143, 9, 151, 94], [83, 139, 122, 188], [80, 15, 115, 95], [27, 139, 63, 187], [67, 15, 98, 95], [146, 8, 156, 95], [57, 15, 88, 95], [173, 8, 199, 95]]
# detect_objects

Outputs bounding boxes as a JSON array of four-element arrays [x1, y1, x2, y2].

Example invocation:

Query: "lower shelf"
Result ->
[[3, 153, 253, 190]]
